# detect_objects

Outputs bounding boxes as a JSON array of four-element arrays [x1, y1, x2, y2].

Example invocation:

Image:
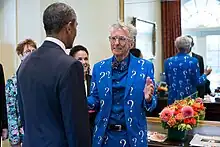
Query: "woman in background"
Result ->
[[69, 45, 96, 135], [6, 39, 37, 147]]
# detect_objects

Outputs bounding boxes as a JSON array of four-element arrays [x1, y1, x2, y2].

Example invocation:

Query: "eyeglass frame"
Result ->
[[108, 36, 133, 45]]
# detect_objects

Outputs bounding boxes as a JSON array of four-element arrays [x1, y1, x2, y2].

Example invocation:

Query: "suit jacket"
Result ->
[[192, 52, 205, 98], [86, 74, 92, 95], [87, 54, 157, 147], [0, 64, 8, 131], [17, 41, 91, 147], [164, 53, 207, 104]]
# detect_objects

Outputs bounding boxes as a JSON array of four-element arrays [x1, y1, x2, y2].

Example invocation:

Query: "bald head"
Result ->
[[43, 2, 76, 35]]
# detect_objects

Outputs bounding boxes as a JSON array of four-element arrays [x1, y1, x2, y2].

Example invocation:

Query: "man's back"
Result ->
[[17, 41, 91, 147], [164, 53, 204, 104]]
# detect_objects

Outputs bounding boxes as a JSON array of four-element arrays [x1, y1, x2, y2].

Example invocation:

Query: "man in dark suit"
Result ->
[[0, 64, 8, 142], [187, 35, 206, 98], [17, 3, 91, 147]]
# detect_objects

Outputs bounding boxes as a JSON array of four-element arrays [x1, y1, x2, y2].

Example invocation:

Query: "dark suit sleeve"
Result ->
[[198, 55, 204, 75], [16, 66, 25, 131], [59, 61, 91, 147], [0, 64, 8, 129]]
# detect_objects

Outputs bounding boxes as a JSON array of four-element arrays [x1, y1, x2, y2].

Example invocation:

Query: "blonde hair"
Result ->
[[110, 21, 137, 40]]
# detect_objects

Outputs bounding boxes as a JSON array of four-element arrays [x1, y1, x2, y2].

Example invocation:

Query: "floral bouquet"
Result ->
[[159, 97, 206, 131]]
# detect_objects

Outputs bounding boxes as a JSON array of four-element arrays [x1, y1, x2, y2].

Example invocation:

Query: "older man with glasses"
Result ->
[[87, 21, 157, 147]]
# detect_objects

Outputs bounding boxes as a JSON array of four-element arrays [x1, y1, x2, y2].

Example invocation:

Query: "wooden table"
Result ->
[[147, 117, 220, 147], [147, 97, 220, 121]]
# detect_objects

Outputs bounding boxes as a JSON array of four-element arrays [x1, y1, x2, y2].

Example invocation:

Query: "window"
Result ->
[[181, 0, 220, 28], [182, 0, 220, 92], [206, 35, 220, 91]]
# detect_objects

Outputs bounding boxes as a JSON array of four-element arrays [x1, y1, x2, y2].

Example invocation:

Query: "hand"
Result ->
[[143, 77, 154, 102], [2, 128, 8, 140], [204, 67, 212, 76]]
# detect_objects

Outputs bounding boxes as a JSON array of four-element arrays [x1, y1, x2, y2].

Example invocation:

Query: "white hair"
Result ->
[[110, 21, 137, 40], [175, 36, 191, 51]]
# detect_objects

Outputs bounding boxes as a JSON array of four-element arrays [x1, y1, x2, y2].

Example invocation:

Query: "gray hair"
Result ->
[[110, 21, 137, 40], [175, 36, 191, 51], [43, 3, 76, 35]]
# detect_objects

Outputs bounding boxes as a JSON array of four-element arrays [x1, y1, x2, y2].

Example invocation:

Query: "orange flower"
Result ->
[[194, 111, 198, 116], [167, 117, 176, 127], [175, 113, 184, 121]]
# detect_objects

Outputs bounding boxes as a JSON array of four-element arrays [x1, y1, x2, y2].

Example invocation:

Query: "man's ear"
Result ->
[[66, 21, 72, 33], [130, 42, 135, 48]]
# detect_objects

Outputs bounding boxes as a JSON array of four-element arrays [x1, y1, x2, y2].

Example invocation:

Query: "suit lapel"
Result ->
[[105, 58, 113, 94], [124, 55, 136, 98]]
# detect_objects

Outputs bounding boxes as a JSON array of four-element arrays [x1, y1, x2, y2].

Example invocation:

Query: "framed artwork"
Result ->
[[131, 17, 156, 60]]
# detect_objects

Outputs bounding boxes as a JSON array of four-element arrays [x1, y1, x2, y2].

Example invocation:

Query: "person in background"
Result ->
[[69, 45, 96, 136], [87, 21, 157, 147], [129, 48, 143, 58], [0, 63, 8, 143], [186, 35, 207, 98], [69, 45, 91, 95], [16, 2, 91, 147], [6, 39, 37, 147], [164, 36, 212, 104]]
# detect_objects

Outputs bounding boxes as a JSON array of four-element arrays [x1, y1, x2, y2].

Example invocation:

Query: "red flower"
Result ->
[[184, 118, 196, 125], [160, 108, 173, 122]]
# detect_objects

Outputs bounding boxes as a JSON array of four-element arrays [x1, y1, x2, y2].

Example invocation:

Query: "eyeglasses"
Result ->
[[23, 48, 36, 54], [109, 36, 131, 44]]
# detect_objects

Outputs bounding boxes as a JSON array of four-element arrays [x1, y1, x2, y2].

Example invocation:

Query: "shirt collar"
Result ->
[[188, 51, 192, 57], [45, 37, 66, 51], [112, 55, 130, 71]]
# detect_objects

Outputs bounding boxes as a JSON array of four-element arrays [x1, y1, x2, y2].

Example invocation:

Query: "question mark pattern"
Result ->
[[127, 100, 134, 112], [99, 72, 106, 83], [100, 61, 105, 68], [100, 100, 104, 111], [104, 136, 108, 144], [105, 87, 110, 96], [120, 139, 127, 147], [165, 55, 202, 103], [130, 87, 134, 96], [106, 71, 111, 78], [98, 136, 102, 144], [132, 138, 137, 146], [139, 130, 144, 142], [128, 117, 132, 127], [131, 70, 136, 78], [138, 59, 145, 70], [103, 118, 108, 127], [140, 73, 145, 79], [91, 82, 95, 94], [165, 55, 205, 101]]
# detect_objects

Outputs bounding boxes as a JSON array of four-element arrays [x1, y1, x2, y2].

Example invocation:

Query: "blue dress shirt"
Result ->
[[108, 56, 129, 125]]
